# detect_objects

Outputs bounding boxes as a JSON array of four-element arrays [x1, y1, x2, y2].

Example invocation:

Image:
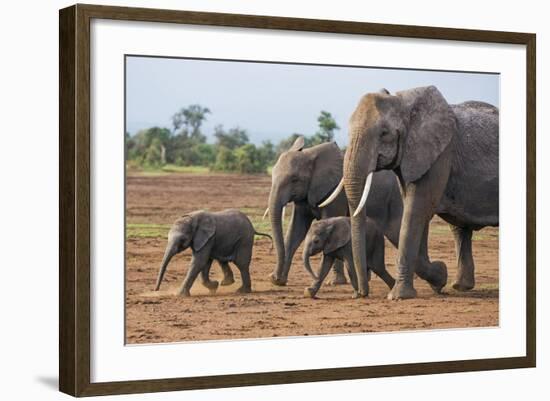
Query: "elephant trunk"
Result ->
[[302, 246, 318, 280], [269, 190, 287, 285], [154, 244, 176, 291], [343, 146, 375, 297]]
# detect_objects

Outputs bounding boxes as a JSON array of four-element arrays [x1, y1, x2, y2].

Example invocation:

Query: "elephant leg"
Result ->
[[219, 261, 235, 286], [200, 259, 218, 294], [328, 259, 348, 285], [304, 255, 334, 298], [450, 225, 475, 291], [366, 228, 395, 290], [415, 224, 447, 293], [234, 245, 253, 294], [343, 253, 358, 292], [179, 253, 209, 297], [271, 203, 313, 285], [388, 147, 451, 301]]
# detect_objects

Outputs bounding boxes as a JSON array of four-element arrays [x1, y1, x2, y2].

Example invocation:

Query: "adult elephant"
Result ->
[[325, 86, 498, 299], [267, 136, 405, 288]]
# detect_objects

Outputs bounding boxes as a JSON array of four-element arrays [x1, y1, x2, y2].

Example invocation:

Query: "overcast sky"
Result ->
[[126, 56, 499, 147]]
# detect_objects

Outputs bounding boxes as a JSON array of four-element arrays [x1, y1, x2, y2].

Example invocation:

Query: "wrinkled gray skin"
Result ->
[[268, 137, 404, 288], [302, 217, 395, 298], [343, 86, 498, 299], [154, 209, 271, 296]]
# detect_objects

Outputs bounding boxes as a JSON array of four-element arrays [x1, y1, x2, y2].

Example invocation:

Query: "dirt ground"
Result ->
[[125, 172, 498, 344]]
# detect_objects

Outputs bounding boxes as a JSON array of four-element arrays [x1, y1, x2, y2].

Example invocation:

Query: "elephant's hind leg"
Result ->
[[200, 259, 219, 294], [328, 259, 348, 285], [450, 225, 475, 291], [234, 246, 253, 294], [219, 261, 235, 286]]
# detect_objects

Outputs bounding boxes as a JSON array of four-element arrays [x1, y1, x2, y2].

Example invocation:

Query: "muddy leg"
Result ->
[[305, 255, 334, 298], [200, 259, 218, 294], [179, 255, 208, 297], [450, 225, 475, 291], [234, 246, 252, 294], [219, 261, 235, 286], [329, 259, 348, 285]]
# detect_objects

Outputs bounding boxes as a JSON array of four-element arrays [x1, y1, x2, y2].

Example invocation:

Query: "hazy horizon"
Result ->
[[126, 56, 499, 147]]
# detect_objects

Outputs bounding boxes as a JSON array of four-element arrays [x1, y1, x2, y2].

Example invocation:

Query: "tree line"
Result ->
[[126, 104, 340, 174]]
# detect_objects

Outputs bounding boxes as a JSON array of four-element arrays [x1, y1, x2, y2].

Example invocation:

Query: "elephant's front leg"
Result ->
[[200, 259, 219, 294], [304, 255, 335, 298], [179, 253, 209, 297], [416, 224, 447, 293], [387, 205, 427, 300], [271, 203, 313, 285], [450, 225, 475, 291], [388, 149, 450, 300]]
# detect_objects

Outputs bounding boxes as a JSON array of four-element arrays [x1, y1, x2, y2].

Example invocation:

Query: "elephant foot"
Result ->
[[452, 279, 475, 292], [178, 288, 191, 297], [236, 286, 252, 294], [351, 290, 368, 299], [427, 261, 448, 294], [269, 273, 287, 286], [387, 281, 417, 300], [304, 287, 319, 298], [220, 277, 235, 286], [203, 280, 219, 290]]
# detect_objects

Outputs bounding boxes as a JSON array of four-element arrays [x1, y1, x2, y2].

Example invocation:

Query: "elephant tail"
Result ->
[[254, 231, 274, 250]]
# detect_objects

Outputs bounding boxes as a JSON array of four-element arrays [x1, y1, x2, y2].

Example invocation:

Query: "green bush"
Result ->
[[212, 146, 238, 172], [235, 144, 268, 174]]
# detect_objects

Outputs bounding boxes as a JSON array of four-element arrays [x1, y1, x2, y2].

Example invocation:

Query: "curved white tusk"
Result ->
[[262, 207, 269, 220], [318, 178, 344, 208], [282, 205, 286, 221], [352, 172, 373, 217]]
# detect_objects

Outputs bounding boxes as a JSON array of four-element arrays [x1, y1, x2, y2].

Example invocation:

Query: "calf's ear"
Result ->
[[192, 213, 216, 252], [325, 221, 351, 254]]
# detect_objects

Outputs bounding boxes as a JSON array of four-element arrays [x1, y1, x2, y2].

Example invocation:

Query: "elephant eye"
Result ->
[[381, 129, 389, 137]]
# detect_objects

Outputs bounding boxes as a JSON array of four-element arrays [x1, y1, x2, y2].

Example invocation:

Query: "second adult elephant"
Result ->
[[267, 136, 405, 287]]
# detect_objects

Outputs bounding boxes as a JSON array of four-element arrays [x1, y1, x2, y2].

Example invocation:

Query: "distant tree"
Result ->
[[214, 125, 249, 150], [127, 127, 171, 165], [310, 111, 339, 145], [171, 104, 210, 142], [258, 140, 276, 166], [125, 131, 136, 158], [144, 137, 164, 167]]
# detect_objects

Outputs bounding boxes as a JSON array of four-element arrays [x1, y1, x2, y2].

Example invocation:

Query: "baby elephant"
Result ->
[[302, 216, 395, 298], [154, 209, 271, 296]]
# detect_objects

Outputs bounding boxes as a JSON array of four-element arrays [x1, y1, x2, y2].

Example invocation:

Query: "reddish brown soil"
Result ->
[[125, 172, 498, 344]]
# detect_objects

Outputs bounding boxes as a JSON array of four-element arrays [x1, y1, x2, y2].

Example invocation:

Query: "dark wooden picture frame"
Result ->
[[59, 3, 536, 397]]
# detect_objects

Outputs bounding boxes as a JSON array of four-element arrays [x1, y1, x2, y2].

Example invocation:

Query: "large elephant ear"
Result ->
[[307, 142, 344, 207], [325, 219, 351, 254], [192, 212, 216, 252], [398, 86, 456, 183]]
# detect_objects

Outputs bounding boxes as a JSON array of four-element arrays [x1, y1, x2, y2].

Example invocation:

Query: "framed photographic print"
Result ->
[[59, 3, 536, 397]]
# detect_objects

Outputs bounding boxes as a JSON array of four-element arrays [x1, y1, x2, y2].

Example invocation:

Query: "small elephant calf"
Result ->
[[154, 209, 271, 296], [302, 216, 395, 298]]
